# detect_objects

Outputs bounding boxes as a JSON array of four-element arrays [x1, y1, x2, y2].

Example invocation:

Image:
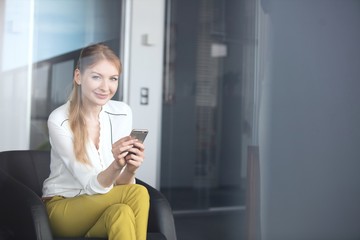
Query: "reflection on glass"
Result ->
[[29, 0, 123, 149], [161, 0, 258, 214]]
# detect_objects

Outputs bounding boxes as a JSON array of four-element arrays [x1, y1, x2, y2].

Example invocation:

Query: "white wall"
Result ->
[[127, 0, 165, 188]]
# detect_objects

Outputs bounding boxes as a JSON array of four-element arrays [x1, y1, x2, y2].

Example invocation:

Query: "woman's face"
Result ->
[[76, 59, 119, 108]]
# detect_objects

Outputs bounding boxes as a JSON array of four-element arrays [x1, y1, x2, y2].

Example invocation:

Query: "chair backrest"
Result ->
[[0, 150, 51, 196]]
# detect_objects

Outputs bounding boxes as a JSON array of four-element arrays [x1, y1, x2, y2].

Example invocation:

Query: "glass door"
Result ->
[[160, 0, 258, 212]]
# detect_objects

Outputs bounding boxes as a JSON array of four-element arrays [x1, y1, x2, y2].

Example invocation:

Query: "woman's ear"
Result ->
[[74, 69, 81, 85]]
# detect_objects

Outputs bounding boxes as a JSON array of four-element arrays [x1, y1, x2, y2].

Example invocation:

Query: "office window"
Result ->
[[29, 0, 123, 149]]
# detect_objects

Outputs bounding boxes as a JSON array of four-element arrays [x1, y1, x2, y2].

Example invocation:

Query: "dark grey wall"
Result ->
[[259, 0, 360, 239]]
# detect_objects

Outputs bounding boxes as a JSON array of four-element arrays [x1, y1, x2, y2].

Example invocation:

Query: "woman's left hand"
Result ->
[[124, 140, 145, 174]]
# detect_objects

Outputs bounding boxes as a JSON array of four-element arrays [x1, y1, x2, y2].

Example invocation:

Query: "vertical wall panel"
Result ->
[[259, 1, 360, 239]]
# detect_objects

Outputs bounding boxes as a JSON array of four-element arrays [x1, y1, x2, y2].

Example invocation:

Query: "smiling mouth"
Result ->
[[95, 93, 109, 99]]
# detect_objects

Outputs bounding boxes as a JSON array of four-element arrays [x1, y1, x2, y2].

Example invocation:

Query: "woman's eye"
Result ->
[[111, 77, 119, 81], [92, 75, 101, 80]]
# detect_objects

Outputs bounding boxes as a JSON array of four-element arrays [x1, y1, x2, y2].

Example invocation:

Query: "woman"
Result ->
[[42, 43, 149, 240]]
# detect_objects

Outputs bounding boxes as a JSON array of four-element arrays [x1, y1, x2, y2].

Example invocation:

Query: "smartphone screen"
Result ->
[[130, 129, 148, 143]]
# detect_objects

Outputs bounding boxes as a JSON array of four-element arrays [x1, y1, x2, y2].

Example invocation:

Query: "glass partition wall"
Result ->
[[28, 0, 124, 149], [160, 0, 259, 214]]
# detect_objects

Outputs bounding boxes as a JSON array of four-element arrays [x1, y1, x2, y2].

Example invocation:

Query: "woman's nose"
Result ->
[[99, 79, 109, 90]]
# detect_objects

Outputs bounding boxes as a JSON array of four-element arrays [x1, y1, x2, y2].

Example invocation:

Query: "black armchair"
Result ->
[[0, 150, 177, 240]]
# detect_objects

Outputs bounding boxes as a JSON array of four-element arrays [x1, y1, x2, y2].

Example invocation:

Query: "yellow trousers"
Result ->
[[45, 184, 149, 240]]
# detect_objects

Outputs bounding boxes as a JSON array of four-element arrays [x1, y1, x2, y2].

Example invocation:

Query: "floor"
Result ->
[[161, 186, 246, 240], [161, 186, 244, 211], [174, 209, 245, 240]]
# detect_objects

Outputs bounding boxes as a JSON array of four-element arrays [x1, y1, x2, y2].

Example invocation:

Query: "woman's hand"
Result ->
[[124, 140, 145, 174], [111, 136, 137, 170], [99, 136, 141, 187]]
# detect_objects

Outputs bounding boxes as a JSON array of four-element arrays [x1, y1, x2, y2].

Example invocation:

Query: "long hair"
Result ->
[[69, 43, 122, 164]]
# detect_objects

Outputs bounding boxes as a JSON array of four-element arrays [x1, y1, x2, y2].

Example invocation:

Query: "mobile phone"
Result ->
[[130, 129, 148, 143]]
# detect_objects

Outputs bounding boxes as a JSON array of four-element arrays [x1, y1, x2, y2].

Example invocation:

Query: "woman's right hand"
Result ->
[[111, 136, 136, 169]]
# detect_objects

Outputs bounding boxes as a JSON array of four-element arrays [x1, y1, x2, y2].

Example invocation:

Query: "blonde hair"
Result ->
[[69, 43, 122, 164]]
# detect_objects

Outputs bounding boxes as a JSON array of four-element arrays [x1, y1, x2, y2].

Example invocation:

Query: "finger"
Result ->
[[127, 152, 144, 162], [112, 137, 135, 150], [125, 147, 138, 156], [126, 159, 143, 168], [132, 142, 145, 151], [117, 145, 133, 156], [117, 151, 129, 159]]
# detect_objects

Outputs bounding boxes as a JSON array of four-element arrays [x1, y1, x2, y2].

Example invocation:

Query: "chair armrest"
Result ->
[[136, 179, 177, 240], [0, 169, 54, 240]]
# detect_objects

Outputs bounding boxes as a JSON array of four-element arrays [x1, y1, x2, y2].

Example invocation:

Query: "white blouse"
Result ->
[[42, 100, 132, 198]]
